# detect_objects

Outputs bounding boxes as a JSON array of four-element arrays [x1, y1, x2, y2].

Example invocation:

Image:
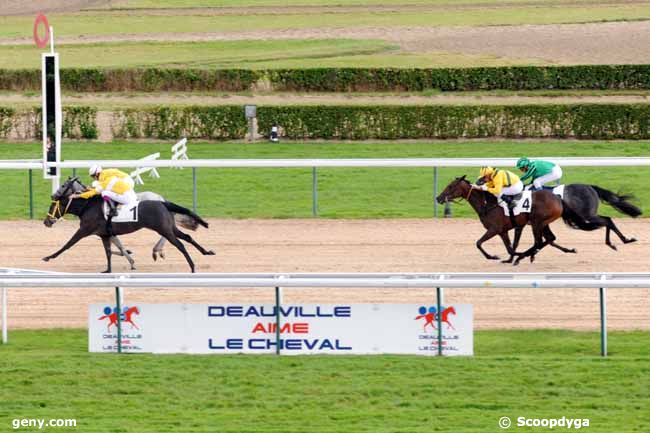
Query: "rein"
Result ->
[[47, 197, 74, 221]]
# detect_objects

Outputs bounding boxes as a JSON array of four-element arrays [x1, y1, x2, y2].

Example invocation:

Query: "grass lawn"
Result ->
[[1, 140, 649, 220], [0, 329, 648, 432], [0, 39, 397, 69], [116, 0, 616, 7], [2, 5, 650, 40]]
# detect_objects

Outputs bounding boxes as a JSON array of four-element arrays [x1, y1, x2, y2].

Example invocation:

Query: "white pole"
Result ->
[[2, 287, 7, 344], [49, 26, 54, 54]]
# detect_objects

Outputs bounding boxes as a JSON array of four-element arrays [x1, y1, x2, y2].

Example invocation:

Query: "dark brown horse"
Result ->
[[435, 176, 597, 264]]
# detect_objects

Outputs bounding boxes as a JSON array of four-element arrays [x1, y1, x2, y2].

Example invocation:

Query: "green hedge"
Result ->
[[257, 105, 650, 140], [0, 107, 15, 138], [267, 66, 650, 91], [112, 106, 247, 140], [4, 65, 650, 92], [0, 69, 261, 92], [0, 106, 97, 139], [5, 104, 650, 140]]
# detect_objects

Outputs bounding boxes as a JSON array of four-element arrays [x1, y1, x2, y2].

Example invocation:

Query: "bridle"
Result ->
[[47, 181, 77, 221]]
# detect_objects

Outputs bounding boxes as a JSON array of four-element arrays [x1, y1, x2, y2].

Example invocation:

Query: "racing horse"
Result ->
[[506, 184, 641, 258], [109, 191, 204, 270], [436, 176, 598, 264], [43, 177, 214, 273]]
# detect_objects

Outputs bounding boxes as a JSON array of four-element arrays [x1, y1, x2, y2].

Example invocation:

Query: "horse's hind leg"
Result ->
[[152, 237, 166, 261], [602, 216, 637, 247], [545, 226, 577, 254], [173, 227, 215, 256], [111, 236, 136, 270], [160, 231, 195, 273]]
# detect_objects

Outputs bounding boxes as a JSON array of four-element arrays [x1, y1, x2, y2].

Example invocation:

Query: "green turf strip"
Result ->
[[1, 140, 648, 220], [0, 329, 648, 432]]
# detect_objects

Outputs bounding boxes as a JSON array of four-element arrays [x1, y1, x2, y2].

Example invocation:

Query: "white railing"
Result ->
[[3, 156, 649, 217], [3, 157, 650, 170], [1, 271, 648, 355], [1, 271, 649, 288]]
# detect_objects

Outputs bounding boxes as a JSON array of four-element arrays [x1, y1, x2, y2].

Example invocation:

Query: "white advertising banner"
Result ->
[[89, 303, 473, 356]]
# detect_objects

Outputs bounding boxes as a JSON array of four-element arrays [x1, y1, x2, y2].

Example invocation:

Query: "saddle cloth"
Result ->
[[103, 201, 139, 223], [526, 184, 565, 198], [499, 190, 532, 216]]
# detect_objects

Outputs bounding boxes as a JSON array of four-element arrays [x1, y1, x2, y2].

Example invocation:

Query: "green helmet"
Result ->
[[516, 157, 530, 170]]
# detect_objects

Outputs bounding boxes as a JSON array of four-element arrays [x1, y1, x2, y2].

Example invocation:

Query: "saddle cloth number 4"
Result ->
[[512, 191, 533, 215]]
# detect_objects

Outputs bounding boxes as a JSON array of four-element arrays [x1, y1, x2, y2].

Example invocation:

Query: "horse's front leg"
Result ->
[[43, 228, 92, 261], [101, 236, 113, 273], [498, 231, 516, 263], [476, 229, 500, 260]]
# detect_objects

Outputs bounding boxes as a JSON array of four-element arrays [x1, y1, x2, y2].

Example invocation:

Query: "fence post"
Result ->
[[115, 286, 122, 354], [28, 169, 33, 220], [2, 286, 7, 344], [433, 167, 438, 217], [275, 286, 282, 355], [312, 167, 318, 217], [436, 286, 443, 356], [192, 167, 197, 213], [599, 276, 607, 357]]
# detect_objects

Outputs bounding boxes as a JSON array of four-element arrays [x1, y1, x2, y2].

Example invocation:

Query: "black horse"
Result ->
[[507, 184, 641, 258], [43, 177, 214, 273]]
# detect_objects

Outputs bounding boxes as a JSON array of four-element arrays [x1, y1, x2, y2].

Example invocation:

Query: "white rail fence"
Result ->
[[2, 271, 650, 356], [2, 157, 650, 217]]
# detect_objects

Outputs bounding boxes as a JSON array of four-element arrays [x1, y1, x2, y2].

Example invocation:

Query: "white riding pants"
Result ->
[[498, 180, 524, 198], [532, 165, 562, 189], [102, 189, 137, 206]]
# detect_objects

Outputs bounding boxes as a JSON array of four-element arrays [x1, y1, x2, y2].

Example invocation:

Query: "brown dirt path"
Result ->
[[3, 93, 650, 108], [1, 218, 649, 330]]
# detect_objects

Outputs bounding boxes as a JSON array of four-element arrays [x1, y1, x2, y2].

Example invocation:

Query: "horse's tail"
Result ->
[[561, 201, 603, 231], [590, 185, 642, 217], [162, 201, 209, 229], [174, 214, 199, 231]]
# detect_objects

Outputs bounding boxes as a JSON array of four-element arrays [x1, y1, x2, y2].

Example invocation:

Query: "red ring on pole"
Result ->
[[33, 14, 50, 49]]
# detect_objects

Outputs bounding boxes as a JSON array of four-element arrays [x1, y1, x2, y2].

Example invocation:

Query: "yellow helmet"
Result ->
[[479, 166, 495, 178]]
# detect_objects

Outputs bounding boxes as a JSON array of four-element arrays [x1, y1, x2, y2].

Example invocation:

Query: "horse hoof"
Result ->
[[608, 244, 618, 251], [569, 249, 577, 253], [160, 252, 165, 259], [130, 266, 136, 271], [42, 256, 51, 262], [152, 253, 158, 262], [487, 255, 500, 260], [625, 238, 637, 244], [101, 269, 111, 274], [126, 250, 133, 255], [501, 259, 513, 264], [206, 250, 215, 255]]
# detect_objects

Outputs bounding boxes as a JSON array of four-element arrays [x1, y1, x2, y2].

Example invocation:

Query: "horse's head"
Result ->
[[445, 306, 456, 316], [44, 176, 87, 227], [436, 175, 471, 204]]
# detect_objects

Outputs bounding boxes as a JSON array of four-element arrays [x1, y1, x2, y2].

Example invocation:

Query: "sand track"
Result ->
[[1, 218, 648, 330]]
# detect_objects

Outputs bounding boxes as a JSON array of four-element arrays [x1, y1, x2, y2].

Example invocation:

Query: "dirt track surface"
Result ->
[[1, 218, 649, 330], [4, 15, 650, 65]]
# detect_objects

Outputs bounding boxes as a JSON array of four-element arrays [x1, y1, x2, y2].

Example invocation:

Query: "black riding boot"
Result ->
[[502, 195, 518, 227], [105, 199, 117, 237]]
